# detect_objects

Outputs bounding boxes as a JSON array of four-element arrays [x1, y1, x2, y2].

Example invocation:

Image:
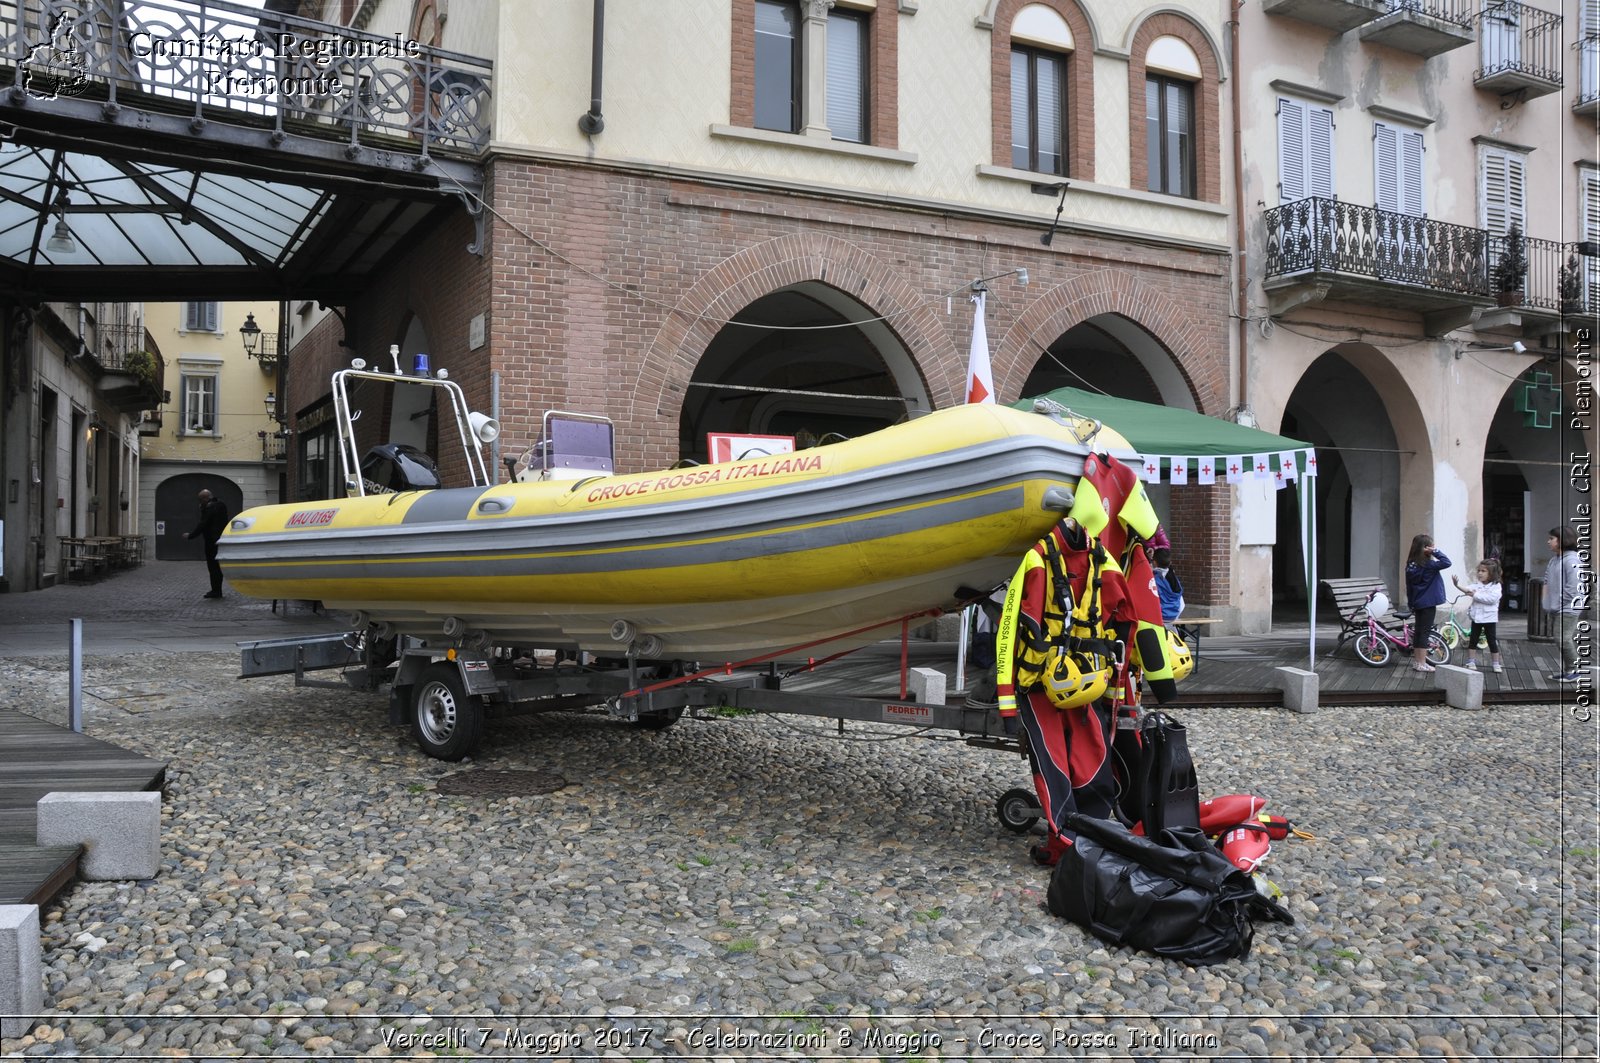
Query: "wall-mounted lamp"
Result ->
[[240, 312, 262, 357], [1456, 340, 1527, 360], [264, 390, 276, 418], [44, 191, 76, 255], [970, 267, 1030, 293]]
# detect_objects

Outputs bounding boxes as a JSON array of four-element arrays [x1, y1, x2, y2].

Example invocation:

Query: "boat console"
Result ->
[[359, 443, 441, 494], [332, 346, 498, 498]]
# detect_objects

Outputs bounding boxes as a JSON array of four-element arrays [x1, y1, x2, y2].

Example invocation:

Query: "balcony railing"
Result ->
[[260, 432, 287, 463], [1388, 0, 1474, 29], [1264, 197, 1491, 297], [252, 333, 280, 371], [1, 0, 493, 158], [1474, 2, 1563, 97], [91, 322, 165, 402], [1579, 38, 1600, 115], [1501, 237, 1600, 315]]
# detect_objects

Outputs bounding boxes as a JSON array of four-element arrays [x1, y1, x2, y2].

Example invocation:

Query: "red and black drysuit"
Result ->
[[995, 524, 1163, 864], [995, 455, 1169, 865]]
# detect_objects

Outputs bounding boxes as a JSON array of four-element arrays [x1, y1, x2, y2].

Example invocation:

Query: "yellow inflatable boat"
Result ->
[[221, 373, 1129, 659]]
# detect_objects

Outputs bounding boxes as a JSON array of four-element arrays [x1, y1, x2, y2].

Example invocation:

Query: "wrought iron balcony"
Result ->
[[1578, 38, 1600, 117], [1359, 0, 1475, 57], [1262, 0, 1386, 32], [88, 322, 165, 412], [0, 0, 493, 158], [1497, 237, 1600, 318], [1474, 2, 1562, 98], [1263, 197, 1494, 315], [251, 333, 281, 371]]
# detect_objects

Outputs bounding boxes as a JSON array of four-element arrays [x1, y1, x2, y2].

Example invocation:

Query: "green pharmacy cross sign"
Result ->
[[1514, 371, 1562, 429]]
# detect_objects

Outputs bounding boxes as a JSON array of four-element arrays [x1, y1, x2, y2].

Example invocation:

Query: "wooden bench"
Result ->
[[1173, 617, 1219, 671], [1321, 576, 1408, 658]]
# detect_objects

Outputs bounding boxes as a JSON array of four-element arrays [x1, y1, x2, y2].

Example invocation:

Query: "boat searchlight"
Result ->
[[469, 412, 500, 443]]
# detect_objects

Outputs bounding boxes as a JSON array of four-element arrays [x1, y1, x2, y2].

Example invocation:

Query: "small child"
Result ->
[[1452, 559, 1504, 673]]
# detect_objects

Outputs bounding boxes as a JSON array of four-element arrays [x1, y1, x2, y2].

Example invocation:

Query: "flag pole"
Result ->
[[957, 283, 998, 691]]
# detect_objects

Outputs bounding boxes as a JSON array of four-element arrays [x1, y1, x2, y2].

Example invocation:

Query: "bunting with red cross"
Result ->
[[1129, 450, 1319, 486]]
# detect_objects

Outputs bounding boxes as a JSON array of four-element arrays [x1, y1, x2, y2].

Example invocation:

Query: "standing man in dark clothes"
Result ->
[[186, 489, 230, 598]]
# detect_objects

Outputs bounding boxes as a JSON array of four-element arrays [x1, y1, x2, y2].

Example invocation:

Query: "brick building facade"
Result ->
[[287, 155, 1238, 610], [284, 0, 1250, 623]]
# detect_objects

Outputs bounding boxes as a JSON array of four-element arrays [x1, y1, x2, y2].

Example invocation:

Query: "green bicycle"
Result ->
[[1436, 593, 1474, 651]]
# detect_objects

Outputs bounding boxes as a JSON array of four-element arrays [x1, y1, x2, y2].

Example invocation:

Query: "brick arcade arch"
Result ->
[[992, 267, 1216, 411], [632, 233, 957, 428]]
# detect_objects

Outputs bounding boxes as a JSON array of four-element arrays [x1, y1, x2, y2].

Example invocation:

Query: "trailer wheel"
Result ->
[[632, 707, 682, 731], [996, 787, 1040, 834], [411, 663, 484, 761]]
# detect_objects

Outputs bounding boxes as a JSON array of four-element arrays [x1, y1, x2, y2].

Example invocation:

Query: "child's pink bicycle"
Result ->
[[1352, 590, 1450, 667]]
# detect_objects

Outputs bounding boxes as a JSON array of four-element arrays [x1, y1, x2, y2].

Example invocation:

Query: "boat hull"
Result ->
[[221, 405, 1128, 658]]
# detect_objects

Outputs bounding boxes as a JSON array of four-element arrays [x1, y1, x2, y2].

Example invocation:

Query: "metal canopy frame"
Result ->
[[0, 0, 490, 302]]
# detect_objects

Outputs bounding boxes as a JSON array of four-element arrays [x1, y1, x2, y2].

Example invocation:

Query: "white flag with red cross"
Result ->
[[966, 290, 994, 404]]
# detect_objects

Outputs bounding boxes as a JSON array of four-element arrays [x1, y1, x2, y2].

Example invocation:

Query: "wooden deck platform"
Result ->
[[0, 710, 166, 906], [782, 619, 1580, 708]]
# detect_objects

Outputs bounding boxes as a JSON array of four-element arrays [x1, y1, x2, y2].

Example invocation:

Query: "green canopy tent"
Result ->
[[1012, 387, 1321, 669]]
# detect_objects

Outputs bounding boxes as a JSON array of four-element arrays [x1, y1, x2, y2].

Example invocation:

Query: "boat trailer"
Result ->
[[238, 622, 1048, 835]]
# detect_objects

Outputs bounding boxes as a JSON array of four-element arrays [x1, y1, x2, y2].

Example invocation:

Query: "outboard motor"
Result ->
[[360, 443, 441, 493]]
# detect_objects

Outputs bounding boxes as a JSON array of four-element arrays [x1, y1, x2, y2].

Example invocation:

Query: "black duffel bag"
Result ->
[[1048, 814, 1293, 966]]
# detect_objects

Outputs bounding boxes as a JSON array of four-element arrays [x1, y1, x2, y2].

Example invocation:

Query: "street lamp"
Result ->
[[240, 312, 262, 358], [264, 391, 276, 419]]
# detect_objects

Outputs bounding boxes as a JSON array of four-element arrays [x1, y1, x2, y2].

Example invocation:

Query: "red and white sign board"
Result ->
[[707, 433, 796, 464]]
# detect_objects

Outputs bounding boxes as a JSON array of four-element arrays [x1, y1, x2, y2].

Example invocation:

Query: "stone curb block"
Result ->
[[0, 904, 41, 1039], [37, 791, 161, 880], [1274, 666, 1318, 713], [907, 666, 946, 706], [1434, 664, 1484, 710]]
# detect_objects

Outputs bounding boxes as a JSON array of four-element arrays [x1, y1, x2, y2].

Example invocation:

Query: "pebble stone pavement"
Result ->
[[1, 564, 1597, 1060]]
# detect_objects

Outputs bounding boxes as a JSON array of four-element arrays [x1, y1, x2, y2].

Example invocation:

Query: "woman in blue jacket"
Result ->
[[1404, 533, 1451, 673]]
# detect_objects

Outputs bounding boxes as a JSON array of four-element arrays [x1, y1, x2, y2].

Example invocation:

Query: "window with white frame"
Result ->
[[1276, 96, 1335, 269], [1582, 0, 1600, 103], [1373, 120, 1425, 273], [1277, 97, 1335, 202], [1374, 120, 1425, 217], [1480, 0, 1522, 75], [183, 301, 219, 332], [1583, 168, 1600, 307], [181, 373, 217, 434], [1480, 145, 1527, 286], [1479, 146, 1526, 236], [1477, 142, 1527, 278]]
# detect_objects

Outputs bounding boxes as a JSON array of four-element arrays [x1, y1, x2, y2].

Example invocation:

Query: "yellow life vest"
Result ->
[[996, 527, 1115, 713]]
